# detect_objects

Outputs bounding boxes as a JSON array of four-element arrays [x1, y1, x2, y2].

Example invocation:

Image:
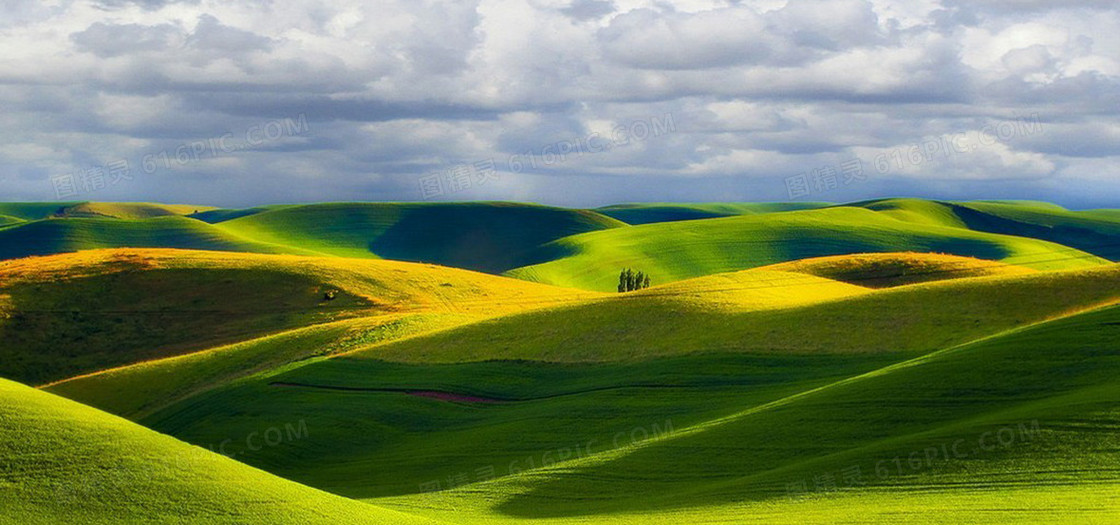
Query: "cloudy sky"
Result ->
[[1, 0, 1118, 208]]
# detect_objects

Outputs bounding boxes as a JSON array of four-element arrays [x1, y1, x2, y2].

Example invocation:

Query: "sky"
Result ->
[[0, 0, 1118, 209]]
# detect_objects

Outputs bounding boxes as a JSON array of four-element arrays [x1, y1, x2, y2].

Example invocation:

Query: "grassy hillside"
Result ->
[[6, 198, 1120, 525], [506, 206, 1106, 291], [57, 202, 216, 218], [846, 199, 1120, 261], [146, 351, 905, 502], [0, 200, 1116, 288], [845, 198, 970, 228], [0, 202, 81, 220], [216, 202, 626, 272], [0, 252, 369, 385], [390, 302, 1120, 524], [759, 252, 1035, 288], [191, 206, 282, 223], [947, 200, 1120, 261], [350, 262, 1120, 363], [596, 202, 830, 225], [0, 378, 441, 524], [627, 268, 872, 310], [120, 267, 1120, 524], [0, 202, 213, 220], [2, 249, 598, 385], [0, 216, 306, 261], [45, 264, 862, 419], [45, 313, 472, 420]]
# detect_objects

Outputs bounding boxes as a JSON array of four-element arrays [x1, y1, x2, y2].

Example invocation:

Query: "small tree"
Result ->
[[617, 268, 652, 292]]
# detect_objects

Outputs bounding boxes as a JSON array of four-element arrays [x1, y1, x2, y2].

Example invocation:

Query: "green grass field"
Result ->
[[0, 202, 82, 220], [0, 378, 444, 524], [1, 248, 596, 385], [213, 202, 626, 272], [3, 199, 1120, 524], [0, 216, 302, 261], [60, 264, 1118, 524], [3, 199, 1117, 293]]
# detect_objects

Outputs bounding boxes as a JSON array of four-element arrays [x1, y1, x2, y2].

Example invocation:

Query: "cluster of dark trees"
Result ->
[[618, 268, 651, 292]]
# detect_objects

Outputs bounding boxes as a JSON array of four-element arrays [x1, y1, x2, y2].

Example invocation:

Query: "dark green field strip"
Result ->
[[270, 381, 706, 403]]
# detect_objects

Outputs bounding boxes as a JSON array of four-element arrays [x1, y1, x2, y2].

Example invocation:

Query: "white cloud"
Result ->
[[0, 0, 1116, 207]]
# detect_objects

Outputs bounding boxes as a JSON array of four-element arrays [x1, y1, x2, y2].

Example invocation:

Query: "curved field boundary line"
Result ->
[[269, 381, 709, 404]]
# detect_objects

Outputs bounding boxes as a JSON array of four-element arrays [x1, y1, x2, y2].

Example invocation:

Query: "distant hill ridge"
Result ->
[[0, 199, 1115, 291]]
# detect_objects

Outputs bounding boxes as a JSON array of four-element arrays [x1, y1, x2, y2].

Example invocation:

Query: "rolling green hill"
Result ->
[[0, 200, 1117, 294], [506, 206, 1107, 291], [344, 262, 1120, 363], [73, 262, 1113, 500], [44, 314, 472, 420], [758, 252, 1035, 288], [596, 202, 830, 225], [2, 249, 598, 385], [53, 202, 217, 219], [946, 200, 1120, 261], [404, 301, 1120, 524], [56, 253, 1056, 426], [844, 198, 970, 228], [0, 378, 443, 524], [0, 216, 304, 261], [0, 202, 80, 220], [0, 250, 370, 385], [846, 198, 1120, 260], [5, 198, 1120, 525], [0, 202, 213, 220], [215, 202, 626, 272], [44, 261, 867, 420]]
